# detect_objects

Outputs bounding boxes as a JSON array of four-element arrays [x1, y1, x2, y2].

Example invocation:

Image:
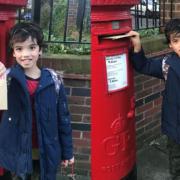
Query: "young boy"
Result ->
[[128, 18, 180, 180], [0, 22, 74, 180]]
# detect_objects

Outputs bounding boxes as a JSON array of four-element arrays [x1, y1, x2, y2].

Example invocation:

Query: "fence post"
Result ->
[[32, 0, 41, 24], [77, 0, 86, 43]]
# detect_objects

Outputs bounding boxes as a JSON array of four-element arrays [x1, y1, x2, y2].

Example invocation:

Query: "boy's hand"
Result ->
[[61, 156, 75, 167], [0, 62, 6, 77], [127, 31, 142, 53]]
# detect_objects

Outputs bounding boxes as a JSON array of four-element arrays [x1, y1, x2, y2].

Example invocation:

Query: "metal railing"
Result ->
[[18, 0, 90, 45], [18, 0, 175, 44], [131, 0, 174, 30]]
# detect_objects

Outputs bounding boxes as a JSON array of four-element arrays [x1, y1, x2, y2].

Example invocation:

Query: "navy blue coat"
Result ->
[[131, 50, 180, 144], [0, 65, 73, 180]]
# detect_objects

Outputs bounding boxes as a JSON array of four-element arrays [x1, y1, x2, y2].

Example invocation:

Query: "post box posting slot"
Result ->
[[103, 34, 133, 40], [93, 18, 132, 48]]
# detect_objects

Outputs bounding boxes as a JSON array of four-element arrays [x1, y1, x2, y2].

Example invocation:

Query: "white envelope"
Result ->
[[0, 75, 7, 110]]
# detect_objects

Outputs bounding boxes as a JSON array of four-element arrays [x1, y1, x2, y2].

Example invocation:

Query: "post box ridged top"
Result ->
[[0, 0, 27, 6], [91, 0, 139, 6]]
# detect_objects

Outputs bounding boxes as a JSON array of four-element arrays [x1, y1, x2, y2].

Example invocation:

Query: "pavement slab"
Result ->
[[137, 135, 172, 180]]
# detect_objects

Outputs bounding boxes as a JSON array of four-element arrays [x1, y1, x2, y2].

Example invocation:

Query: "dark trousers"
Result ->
[[0, 170, 12, 180], [122, 164, 137, 180], [14, 174, 31, 180], [17, 160, 40, 180], [167, 137, 180, 180]]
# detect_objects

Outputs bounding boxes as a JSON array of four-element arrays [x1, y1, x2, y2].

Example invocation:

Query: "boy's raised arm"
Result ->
[[127, 31, 142, 53], [127, 31, 164, 79]]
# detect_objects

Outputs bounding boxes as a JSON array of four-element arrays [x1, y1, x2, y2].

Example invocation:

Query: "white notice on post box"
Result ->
[[105, 54, 128, 92]]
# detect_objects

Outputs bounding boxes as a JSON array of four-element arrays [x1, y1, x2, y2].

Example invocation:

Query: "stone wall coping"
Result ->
[[56, 70, 91, 80]]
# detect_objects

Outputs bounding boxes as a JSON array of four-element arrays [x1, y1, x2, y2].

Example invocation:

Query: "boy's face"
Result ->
[[169, 33, 180, 57], [12, 36, 42, 70]]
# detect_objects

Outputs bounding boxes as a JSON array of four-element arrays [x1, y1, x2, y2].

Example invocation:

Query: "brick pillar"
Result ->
[[160, 0, 180, 26]]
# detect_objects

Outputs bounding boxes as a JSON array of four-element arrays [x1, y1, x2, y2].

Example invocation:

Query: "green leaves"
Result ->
[[139, 28, 160, 38], [44, 43, 90, 55]]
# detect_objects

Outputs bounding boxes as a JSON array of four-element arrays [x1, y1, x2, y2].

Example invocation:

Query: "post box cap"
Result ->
[[0, 0, 27, 7], [91, 0, 140, 6]]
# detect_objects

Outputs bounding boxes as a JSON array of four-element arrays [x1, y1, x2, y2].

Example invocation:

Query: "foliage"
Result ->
[[52, 0, 67, 38], [40, 2, 50, 31], [138, 28, 160, 38], [40, 0, 67, 41], [40, 0, 90, 55], [44, 43, 90, 55]]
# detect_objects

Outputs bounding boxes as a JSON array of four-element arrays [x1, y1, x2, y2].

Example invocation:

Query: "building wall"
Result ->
[[161, 0, 180, 23]]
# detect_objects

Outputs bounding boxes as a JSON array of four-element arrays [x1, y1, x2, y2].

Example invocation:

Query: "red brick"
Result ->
[[77, 147, 91, 155], [136, 117, 152, 129], [152, 84, 164, 94], [135, 75, 151, 85], [85, 97, 91, 105], [71, 114, 82, 122], [72, 130, 82, 139], [136, 88, 153, 99], [143, 79, 161, 89], [82, 115, 90, 123], [69, 105, 90, 114], [73, 139, 90, 147], [75, 161, 91, 169], [144, 106, 161, 118], [68, 96, 85, 105], [136, 102, 153, 114], [82, 132, 90, 139], [153, 97, 162, 107]]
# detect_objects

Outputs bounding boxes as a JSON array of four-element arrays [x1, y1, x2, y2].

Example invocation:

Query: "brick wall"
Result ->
[[134, 57, 165, 148], [40, 48, 172, 176], [40, 53, 166, 176], [67, 0, 90, 40], [68, 0, 78, 29], [161, 0, 180, 23], [64, 73, 91, 176], [40, 50, 169, 175], [39, 57, 91, 176]]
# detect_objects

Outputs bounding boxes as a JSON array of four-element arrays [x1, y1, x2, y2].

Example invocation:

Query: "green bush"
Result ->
[[40, 0, 90, 55], [44, 43, 90, 55], [139, 28, 160, 38]]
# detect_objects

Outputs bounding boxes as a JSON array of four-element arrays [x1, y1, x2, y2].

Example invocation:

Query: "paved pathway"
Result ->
[[137, 135, 172, 180]]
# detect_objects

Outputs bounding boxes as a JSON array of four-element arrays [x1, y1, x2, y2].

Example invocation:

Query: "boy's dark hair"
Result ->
[[164, 18, 180, 44], [9, 22, 44, 50]]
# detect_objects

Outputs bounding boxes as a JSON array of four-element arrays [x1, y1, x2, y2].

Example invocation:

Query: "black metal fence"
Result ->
[[18, 0, 90, 45], [18, 0, 174, 44], [131, 0, 174, 30]]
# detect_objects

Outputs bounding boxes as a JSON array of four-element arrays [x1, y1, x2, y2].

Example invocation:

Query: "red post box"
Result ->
[[0, 0, 27, 67], [91, 1, 139, 180]]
